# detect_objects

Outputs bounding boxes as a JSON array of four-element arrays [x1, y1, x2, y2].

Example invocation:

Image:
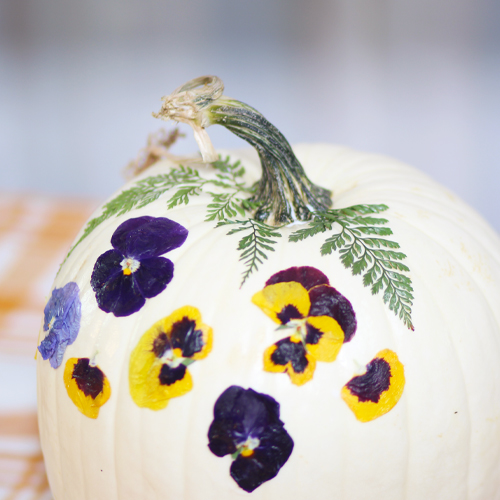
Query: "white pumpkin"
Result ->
[[37, 76, 500, 500]]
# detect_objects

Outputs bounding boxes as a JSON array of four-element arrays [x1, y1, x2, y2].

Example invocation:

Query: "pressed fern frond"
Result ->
[[289, 205, 414, 330], [63, 156, 252, 262]]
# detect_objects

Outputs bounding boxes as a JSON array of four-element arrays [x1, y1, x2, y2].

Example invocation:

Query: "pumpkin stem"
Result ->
[[153, 75, 332, 225]]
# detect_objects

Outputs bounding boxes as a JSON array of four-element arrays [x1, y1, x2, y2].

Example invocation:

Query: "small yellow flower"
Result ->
[[129, 306, 213, 410]]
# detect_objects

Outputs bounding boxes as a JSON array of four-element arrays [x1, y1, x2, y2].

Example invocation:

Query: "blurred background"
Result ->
[[0, 1, 498, 497], [1, 0, 499, 227]]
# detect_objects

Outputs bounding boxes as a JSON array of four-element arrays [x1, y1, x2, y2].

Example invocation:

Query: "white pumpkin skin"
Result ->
[[37, 143, 500, 500]]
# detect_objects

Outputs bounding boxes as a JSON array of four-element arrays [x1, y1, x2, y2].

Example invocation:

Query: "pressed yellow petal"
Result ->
[[135, 317, 169, 360], [252, 282, 311, 324], [305, 316, 344, 362], [129, 321, 169, 409], [341, 349, 405, 423], [63, 358, 111, 419], [130, 359, 167, 410], [163, 305, 212, 360], [129, 342, 168, 410], [191, 323, 213, 360], [263, 344, 287, 374], [287, 355, 316, 386], [161, 368, 193, 399], [161, 305, 202, 335], [130, 358, 194, 410], [263, 342, 316, 386]]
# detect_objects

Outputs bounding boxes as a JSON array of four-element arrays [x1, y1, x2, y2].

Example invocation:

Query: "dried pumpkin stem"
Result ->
[[153, 75, 332, 225]]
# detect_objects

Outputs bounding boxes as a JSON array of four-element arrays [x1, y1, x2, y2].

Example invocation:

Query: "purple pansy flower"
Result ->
[[90, 216, 188, 317], [38, 282, 81, 369], [208, 386, 294, 493]]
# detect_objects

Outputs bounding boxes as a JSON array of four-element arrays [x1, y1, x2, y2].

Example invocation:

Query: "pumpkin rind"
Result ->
[[37, 144, 500, 500]]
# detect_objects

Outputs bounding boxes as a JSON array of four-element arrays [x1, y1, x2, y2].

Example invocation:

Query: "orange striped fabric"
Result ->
[[0, 193, 97, 499]]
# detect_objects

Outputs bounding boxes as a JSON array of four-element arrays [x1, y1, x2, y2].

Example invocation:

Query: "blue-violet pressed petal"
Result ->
[[43, 282, 81, 335], [50, 340, 69, 369], [265, 266, 329, 291], [231, 453, 272, 493], [38, 330, 58, 361], [207, 420, 238, 457], [211, 386, 281, 442], [132, 257, 174, 299], [230, 432, 294, 493], [308, 284, 357, 343], [57, 291, 81, 344], [39, 282, 81, 368], [94, 271, 145, 317], [110, 216, 188, 260], [91, 249, 126, 290]]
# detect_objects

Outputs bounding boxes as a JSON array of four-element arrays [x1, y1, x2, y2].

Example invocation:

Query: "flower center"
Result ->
[[285, 318, 308, 343], [120, 257, 140, 276], [48, 316, 56, 330], [160, 347, 184, 368], [238, 436, 260, 457]]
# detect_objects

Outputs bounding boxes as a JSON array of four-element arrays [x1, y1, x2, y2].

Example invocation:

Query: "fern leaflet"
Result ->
[[217, 219, 282, 286]]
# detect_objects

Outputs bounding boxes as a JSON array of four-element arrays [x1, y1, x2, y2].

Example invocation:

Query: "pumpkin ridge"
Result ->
[[408, 265, 475, 491]]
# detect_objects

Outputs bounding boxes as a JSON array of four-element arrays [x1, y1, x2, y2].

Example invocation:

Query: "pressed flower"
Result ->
[[129, 306, 212, 410], [208, 386, 294, 493], [91, 216, 188, 317], [341, 349, 405, 422], [64, 358, 111, 419], [252, 266, 356, 385], [38, 282, 81, 369]]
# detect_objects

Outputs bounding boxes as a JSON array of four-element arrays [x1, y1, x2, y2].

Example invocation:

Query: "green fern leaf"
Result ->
[[289, 204, 415, 330], [63, 155, 254, 264]]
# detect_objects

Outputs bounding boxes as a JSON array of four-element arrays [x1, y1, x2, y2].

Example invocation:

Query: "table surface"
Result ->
[[0, 193, 97, 500]]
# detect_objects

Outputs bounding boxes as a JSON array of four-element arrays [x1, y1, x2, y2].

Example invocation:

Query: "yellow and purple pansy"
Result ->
[[341, 349, 405, 422], [91, 216, 188, 317], [208, 385, 294, 493], [252, 266, 356, 385], [129, 306, 212, 410], [63, 357, 111, 419], [38, 282, 81, 369]]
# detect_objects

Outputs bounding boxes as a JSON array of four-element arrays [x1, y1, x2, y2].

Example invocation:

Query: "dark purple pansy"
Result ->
[[90, 216, 188, 317], [208, 386, 294, 493], [38, 282, 81, 369]]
